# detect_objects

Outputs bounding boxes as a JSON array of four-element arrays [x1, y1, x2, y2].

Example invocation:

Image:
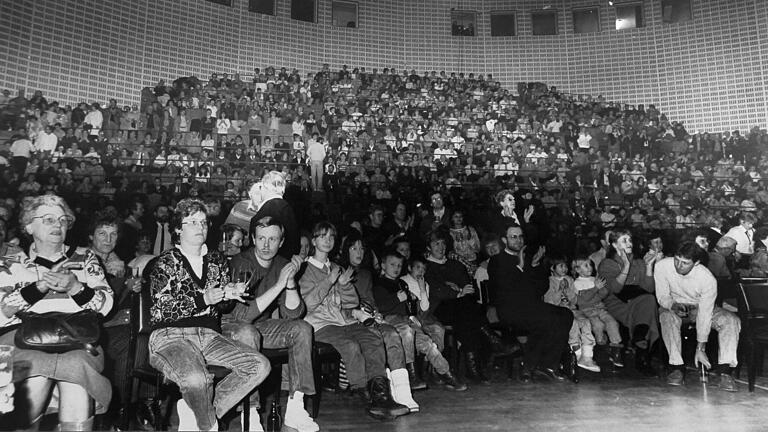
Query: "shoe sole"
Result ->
[[578, 364, 602, 373], [444, 384, 468, 391]]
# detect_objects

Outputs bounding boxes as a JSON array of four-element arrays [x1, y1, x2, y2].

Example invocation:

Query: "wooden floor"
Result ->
[[312, 367, 768, 432]]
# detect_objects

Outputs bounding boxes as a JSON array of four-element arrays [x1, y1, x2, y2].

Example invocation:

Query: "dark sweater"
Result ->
[[424, 258, 470, 313], [224, 250, 306, 324], [373, 275, 408, 316]]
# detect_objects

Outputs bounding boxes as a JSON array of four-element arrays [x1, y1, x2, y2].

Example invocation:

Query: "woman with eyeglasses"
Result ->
[[145, 198, 269, 431], [0, 194, 114, 430]]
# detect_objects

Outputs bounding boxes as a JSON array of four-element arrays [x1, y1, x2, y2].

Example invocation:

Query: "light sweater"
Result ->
[[654, 257, 717, 343]]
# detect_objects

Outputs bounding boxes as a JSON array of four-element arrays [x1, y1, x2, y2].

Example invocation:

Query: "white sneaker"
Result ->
[[176, 399, 199, 431], [244, 406, 264, 432], [577, 356, 602, 373], [284, 393, 319, 432]]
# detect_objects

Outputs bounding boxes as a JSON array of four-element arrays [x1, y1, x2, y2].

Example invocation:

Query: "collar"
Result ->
[[426, 255, 447, 265], [308, 256, 330, 270], [28, 242, 69, 262]]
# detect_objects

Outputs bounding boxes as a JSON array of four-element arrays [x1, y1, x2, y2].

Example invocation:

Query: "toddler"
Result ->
[[544, 258, 600, 372], [572, 257, 624, 367]]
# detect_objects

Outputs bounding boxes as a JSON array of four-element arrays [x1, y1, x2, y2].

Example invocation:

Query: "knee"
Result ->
[[289, 320, 314, 343], [178, 368, 210, 392], [231, 325, 262, 349], [716, 311, 741, 332], [659, 309, 680, 327]]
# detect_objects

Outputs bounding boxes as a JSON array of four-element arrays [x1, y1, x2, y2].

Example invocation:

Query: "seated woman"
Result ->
[[146, 199, 270, 431], [597, 229, 663, 376], [423, 229, 515, 383], [0, 194, 114, 430]]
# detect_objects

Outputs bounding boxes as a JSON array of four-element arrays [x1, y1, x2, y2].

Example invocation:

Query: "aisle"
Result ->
[[313, 367, 768, 432]]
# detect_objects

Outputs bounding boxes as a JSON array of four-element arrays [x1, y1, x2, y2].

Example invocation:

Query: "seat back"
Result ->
[[738, 278, 768, 318]]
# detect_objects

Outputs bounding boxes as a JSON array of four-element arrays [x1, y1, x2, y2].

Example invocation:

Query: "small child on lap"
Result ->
[[544, 257, 600, 372], [572, 257, 624, 368]]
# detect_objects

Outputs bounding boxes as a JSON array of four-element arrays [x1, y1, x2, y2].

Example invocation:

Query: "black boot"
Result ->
[[406, 362, 427, 391], [480, 326, 521, 356], [366, 376, 410, 420], [464, 351, 490, 384], [436, 370, 468, 391], [562, 348, 579, 383]]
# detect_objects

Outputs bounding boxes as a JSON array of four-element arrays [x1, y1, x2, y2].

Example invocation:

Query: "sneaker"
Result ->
[[718, 373, 738, 392], [577, 356, 602, 373], [666, 368, 684, 386]]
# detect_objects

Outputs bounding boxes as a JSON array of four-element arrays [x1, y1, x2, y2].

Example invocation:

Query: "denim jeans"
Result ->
[[385, 315, 450, 374], [568, 311, 596, 349], [149, 327, 271, 430], [222, 319, 316, 396], [314, 323, 387, 389], [659, 306, 741, 366]]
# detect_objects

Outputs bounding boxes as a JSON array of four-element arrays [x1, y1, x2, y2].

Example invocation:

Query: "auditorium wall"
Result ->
[[1, 0, 766, 132]]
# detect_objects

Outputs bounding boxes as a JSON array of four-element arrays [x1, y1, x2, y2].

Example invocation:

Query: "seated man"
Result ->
[[487, 224, 572, 382], [299, 221, 410, 420], [655, 242, 741, 391], [147, 199, 271, 431], [222, 216, 318, 432]]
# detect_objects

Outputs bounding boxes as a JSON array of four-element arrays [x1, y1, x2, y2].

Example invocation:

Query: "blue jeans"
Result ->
[[149, 327, 271, 430], [222, 318, 316, 396]]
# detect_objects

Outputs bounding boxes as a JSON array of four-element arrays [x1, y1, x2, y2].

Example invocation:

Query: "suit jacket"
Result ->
[[418, 209, 452, 239], [487, 250, 548, 322]]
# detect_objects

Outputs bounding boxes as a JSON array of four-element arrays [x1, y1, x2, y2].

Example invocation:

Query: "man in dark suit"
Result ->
[[144, 204, 172, 257], [252, 171, 298, 258], [487, 223, 572, 382]]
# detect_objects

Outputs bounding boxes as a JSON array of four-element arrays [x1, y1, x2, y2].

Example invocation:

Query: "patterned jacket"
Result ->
[[0, 244, 113, 328], [148, 246, 230, 332]]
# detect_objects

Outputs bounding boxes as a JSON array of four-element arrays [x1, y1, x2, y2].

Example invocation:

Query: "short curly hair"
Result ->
[[20, 195, 75, 234], [170, 198, 208, 245]]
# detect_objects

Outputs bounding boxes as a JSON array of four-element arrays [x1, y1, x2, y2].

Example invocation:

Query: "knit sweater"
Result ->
[[148, 247, 230, 332]]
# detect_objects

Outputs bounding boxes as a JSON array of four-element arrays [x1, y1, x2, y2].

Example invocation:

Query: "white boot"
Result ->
[[577, 344, 601, 373], [283, 391, 319, 432], [243, 405, 264, 432], [176, 399, 199, 431], [388, 368, 419, 413]]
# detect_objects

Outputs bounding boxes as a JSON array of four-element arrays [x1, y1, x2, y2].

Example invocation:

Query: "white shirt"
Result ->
[[654, 257, 717, 343], [724, 225, 754, 255]]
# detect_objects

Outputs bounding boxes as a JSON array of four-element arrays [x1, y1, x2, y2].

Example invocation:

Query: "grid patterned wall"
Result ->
[[0, 0, 766, 132]]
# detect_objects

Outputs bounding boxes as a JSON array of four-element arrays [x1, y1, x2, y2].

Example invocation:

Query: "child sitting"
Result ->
[[374, 251, 467, 391], [544, 258, 600, 372], [572, 257, 624, 367]]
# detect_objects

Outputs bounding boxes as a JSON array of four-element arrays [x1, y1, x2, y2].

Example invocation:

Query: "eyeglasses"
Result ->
[[33, 214, 74, 228], [182, 219, 210, 228]]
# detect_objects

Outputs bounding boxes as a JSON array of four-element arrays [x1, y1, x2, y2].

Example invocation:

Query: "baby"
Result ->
[[544, 258, 600, 373], [572, 257, 624, 368]]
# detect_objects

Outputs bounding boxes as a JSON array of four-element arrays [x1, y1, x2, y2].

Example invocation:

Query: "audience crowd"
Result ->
[[0, 64, 767, 430]]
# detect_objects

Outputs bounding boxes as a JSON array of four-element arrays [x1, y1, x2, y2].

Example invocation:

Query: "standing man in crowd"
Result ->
[[307, 132, 326, 192], [655, 242, 741, 391]]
